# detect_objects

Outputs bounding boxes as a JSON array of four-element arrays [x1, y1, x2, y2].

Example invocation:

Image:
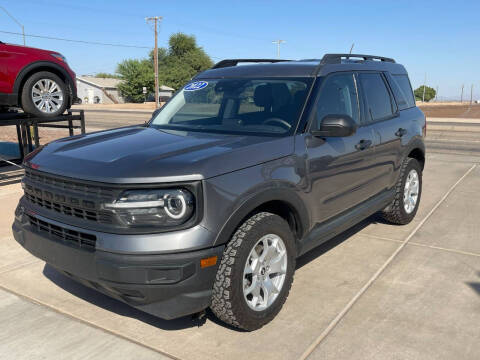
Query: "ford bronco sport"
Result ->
[[13, 54, 425, 331]]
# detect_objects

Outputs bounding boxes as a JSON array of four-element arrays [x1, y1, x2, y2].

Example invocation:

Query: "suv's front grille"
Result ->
[[27, 214, 96, 250], [23, 169, 115, 224], [25, 192, 100, 221], [25, 169, 114, 198]]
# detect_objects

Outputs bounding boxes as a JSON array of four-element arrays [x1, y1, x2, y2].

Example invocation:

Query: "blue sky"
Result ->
[[1, 0, 479, 99]]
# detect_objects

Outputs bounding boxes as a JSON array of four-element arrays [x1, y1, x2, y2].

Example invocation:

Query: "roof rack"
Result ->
[[320, 53, 396, 64], [212, 58, 290, 69]]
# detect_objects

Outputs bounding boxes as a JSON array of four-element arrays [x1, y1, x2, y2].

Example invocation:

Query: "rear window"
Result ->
[[392, 75, 415, 109], [359, 73, 395, 122]]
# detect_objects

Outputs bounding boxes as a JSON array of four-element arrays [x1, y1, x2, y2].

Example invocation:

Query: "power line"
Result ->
[[0, 30, 150, 49], [0, 7, 25, 45]]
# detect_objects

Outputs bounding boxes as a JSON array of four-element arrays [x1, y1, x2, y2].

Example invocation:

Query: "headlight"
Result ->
[[50, 53, 67, 63], [104, 189, 194, 227]]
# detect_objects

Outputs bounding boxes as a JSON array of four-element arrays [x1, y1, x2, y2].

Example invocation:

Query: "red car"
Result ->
[[0, 41, 77, 117]]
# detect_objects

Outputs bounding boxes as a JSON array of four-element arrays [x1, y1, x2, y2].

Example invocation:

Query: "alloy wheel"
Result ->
[[31, 79, 64, 114], [243, 234, 288, 311], [403, 169, 419, 214]]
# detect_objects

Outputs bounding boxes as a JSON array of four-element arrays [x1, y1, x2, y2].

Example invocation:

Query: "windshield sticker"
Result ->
[[184, 81, 208, 91]]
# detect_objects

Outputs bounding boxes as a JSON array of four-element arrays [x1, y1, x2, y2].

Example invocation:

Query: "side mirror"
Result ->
[[311, 114, 357, 137]]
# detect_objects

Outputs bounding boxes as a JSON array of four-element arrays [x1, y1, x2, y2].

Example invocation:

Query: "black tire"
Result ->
[[21, 71, 68, 118], [382, 157, 422, 225], [211, 212, 296, 331]]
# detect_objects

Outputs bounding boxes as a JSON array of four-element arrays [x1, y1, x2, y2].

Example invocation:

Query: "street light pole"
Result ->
[[272, 40, 285, 58], [422, 73, 427, 103], [146, 16, 162, 109], [0, 6, 25, 45]]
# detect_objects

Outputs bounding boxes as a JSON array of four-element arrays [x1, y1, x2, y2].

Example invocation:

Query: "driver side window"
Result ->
[[313, 73, 359, 130]]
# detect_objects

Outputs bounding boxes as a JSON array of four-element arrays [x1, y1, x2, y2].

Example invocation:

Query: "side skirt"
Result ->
[[0, 92, 17, 106], [296, 189, 394, 257]]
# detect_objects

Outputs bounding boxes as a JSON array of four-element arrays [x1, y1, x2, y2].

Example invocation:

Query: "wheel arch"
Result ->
[[13, 61, 74, 106], [405, 138, 425, 170], [213, 188, 310, 249]]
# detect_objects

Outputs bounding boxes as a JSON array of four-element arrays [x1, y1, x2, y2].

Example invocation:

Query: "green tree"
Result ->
[[95, 72, 121, 79], [150, 33, 213, 90], [414, 85, 436, 102], [116, 59, 154, 103]]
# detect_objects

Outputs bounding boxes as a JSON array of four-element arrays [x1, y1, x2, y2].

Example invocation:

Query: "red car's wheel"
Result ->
[[21, 71, 68, 118]]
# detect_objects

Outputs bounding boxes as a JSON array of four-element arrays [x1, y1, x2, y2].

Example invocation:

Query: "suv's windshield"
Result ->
[[150, 78, 311, 136]]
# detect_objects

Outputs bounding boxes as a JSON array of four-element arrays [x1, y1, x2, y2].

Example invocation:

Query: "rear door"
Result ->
[[357, 72, 403, 192], [304, 72, 378, 223]]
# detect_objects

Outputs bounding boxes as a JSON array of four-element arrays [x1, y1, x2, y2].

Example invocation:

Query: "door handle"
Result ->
[[395, 128, 407, 137], [355, 139, 372, 150]]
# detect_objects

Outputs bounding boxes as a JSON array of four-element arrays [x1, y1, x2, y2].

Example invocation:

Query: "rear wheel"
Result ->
[[382, 157, 422, 224], [211, 212, 296, 331], [21, 71, 68, 118]]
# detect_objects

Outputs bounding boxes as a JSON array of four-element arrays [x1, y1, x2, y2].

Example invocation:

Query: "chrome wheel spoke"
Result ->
[[268, 251, 286, 275], [244, 276, 259, 296], [262, 277, 278, 304], [260, 238, 276, 263]]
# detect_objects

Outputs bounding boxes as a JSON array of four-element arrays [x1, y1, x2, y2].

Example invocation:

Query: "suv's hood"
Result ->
[[27, 126, 294, 183]]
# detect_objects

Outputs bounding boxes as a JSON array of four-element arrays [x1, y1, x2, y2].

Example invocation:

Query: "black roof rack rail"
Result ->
[[212, 58, 290, 69], [320, 53, 396, 64]]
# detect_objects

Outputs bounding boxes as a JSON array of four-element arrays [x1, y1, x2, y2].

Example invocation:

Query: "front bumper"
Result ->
[[12, 213, 224, 320]]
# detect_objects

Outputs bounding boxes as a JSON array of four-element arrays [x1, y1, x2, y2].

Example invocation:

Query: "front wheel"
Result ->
[[211, 212, 296, 331], [21, 71, 68, 118]]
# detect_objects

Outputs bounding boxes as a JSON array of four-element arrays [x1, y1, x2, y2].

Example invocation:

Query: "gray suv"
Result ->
[[13, 54, 425, 331]]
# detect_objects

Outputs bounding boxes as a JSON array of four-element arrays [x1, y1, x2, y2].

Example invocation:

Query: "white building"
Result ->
[[76, 76, 125, 104], [158, 85, 175, 101]]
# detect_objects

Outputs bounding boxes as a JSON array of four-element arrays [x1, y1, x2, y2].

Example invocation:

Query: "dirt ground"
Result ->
[[418, 104, 480, 118], [0, 127, 73, 145]]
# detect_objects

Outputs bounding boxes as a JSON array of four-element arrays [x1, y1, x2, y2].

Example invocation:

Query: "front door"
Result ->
[[0, 43, 12, 93], [303, 72, 378, 224]]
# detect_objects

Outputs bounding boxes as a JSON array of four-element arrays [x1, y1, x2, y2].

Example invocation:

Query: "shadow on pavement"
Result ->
[[42, 264, 209, 331], [467, 272, 480, 297], [296, 213, 388, 269], [42, 212, 391, 331]]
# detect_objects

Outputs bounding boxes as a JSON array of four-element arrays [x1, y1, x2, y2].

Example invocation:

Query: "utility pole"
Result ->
[[470, 84, 474, 105], [461, 84, 464, 103], [146, 16, 162, 108], [0, 6, 25, 45], [422, 73, 427, 103], [435, 86, 439, 102], [272, 40, 286, 58]]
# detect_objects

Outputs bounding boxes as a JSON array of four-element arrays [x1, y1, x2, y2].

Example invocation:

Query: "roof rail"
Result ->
[[320, 53, 396, 64], [212, 58, 290, 69]]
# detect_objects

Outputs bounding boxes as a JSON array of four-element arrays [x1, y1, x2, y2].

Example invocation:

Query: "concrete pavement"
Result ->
[[0, 151, 479, 359], [0, 289, 165, 360]]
